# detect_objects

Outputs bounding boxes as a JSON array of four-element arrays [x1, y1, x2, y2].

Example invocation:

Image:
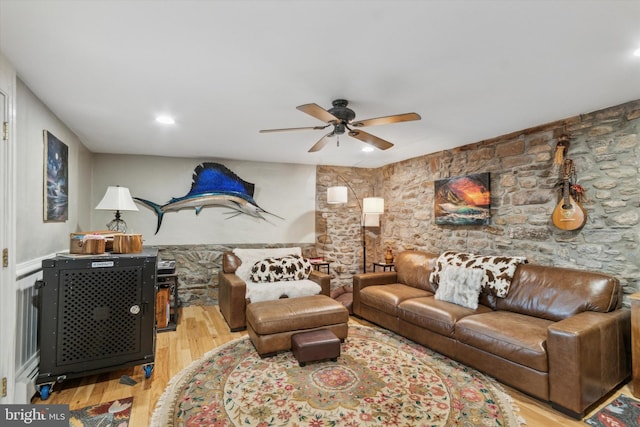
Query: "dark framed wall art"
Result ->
[[434, 172, 490, 225], [43, 130, 68, 222]]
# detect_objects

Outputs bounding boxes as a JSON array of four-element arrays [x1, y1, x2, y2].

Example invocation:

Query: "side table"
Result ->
[[630, 292, 640, 398], [373, 262, 395, 272], [310, 260, 330, 274]]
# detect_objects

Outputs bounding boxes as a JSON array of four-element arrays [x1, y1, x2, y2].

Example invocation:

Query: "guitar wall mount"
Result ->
[[553, 133, 571, 165]]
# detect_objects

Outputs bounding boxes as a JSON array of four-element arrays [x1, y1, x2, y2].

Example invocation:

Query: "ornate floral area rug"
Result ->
[[151, 324, 523, 426], [584, 394, 640, 427], [69, 397, 133, 427]]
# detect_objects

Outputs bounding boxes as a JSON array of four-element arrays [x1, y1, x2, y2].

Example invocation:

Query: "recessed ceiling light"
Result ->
[[362, 146, 374, 152], [634, 48, 640, 57], [155, 115, 175, 125]]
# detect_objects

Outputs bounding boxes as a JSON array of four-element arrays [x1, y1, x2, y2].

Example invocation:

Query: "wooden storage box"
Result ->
[[156, 287, 170, 329], [112, 234, 143, 254], [70, 231, 121, 254]]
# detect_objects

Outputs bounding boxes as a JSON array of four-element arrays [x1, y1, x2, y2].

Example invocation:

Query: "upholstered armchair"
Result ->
[[218, 248, 330, 331]]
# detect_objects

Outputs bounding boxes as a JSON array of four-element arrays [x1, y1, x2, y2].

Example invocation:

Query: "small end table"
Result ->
[[310, 259, 330, 274], [373, 262, 395, 272]]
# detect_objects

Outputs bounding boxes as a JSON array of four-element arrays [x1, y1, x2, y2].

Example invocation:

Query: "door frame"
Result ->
[[0, 52, 17, 404]]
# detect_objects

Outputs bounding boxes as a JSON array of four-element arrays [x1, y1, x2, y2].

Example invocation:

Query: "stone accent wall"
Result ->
[[316, 167, 382, 288], [156, 243, 317, 306], [317, 99, 640, 302]]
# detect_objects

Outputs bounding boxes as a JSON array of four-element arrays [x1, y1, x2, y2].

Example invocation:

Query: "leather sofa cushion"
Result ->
[[395, 250, 439, 293], [496, 264, 621, 321], [398, 296, 492, 337], [455, 311, 552, 372], [359, 284, 432, 316]]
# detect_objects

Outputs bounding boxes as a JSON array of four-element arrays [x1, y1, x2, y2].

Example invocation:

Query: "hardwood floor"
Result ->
[[34, 305, 632, 426]]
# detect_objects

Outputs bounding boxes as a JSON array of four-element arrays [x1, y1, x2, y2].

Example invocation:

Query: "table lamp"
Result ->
[[95, 185, 139, 233]]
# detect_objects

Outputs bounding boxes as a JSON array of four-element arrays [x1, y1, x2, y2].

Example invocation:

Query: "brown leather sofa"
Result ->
[[353, 250, 631, 419], [219, 251, 331, 331]]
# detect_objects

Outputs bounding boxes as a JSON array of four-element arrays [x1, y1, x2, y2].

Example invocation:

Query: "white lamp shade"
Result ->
[[362, 213, 380, 227], [327, 186, 348, 204], [95, 186, 139, 211], [363, 197, 384, 214]]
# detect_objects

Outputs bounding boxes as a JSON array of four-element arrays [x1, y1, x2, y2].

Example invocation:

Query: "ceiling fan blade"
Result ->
[[308, 133, 333, 152], [351, 112, 421, 128], [297, 103, 339, 124], [259, 124, 329, 133], [348, 129, 394, 150]]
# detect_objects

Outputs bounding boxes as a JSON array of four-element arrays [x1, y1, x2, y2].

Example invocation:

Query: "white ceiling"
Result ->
[[1, 0, 640, 168]]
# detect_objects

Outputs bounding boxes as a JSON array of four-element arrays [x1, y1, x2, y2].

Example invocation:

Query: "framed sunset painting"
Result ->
[[434, 173, 490, 225]]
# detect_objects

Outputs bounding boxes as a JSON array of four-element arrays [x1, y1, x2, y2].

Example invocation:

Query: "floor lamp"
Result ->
[[362, 197, 384, 273], [327, 183, 384, 273]]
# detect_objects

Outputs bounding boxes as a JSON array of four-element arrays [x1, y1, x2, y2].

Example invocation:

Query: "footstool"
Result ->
[[292, 329, 341, 366], [246, 294, 349, 357]]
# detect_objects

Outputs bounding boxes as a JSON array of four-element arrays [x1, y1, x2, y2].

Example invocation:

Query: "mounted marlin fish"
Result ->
[[134, 162, 281, 234]]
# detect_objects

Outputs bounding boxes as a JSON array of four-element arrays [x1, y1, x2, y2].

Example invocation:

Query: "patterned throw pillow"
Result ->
[[250, 255, 312, 282], [280, 254, 312, 281], [430, 251, 527, 298], [250, 257, 282, 282]]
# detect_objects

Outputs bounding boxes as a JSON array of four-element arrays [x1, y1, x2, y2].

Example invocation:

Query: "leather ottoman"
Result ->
[[292, 329, 340, 366], [246, 294, 349, 357]]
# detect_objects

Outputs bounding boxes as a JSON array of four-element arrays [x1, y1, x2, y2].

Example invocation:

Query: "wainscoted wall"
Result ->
[[317, 99, 640, 300]]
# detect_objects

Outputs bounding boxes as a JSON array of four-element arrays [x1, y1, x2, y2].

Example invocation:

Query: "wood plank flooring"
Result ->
[[34, 305, 632, 426]]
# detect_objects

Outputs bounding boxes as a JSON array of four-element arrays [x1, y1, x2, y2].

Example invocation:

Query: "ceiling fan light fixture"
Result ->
[[362, 146, 374, 152], [260, 99, 420, 152], [155, 115, 175, 125]]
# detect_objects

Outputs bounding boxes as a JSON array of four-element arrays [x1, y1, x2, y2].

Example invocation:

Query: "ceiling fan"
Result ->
[[259, 99, 421, 152]]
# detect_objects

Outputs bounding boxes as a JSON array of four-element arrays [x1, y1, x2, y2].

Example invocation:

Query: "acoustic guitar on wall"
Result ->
[[552, 159, 587, 230]]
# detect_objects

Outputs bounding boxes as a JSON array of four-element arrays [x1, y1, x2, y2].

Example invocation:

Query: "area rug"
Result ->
[[584, 394, 640, 427], [151, 324, 523, 426], [70, 397, 133, 427]]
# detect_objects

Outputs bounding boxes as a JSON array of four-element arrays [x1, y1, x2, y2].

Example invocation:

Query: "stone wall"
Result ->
[[156, 243, 317, 306], [317, 99, 640, 302]]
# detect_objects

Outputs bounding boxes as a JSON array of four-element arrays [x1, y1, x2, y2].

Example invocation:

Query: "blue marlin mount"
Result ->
[[134, 162, 282, 234]]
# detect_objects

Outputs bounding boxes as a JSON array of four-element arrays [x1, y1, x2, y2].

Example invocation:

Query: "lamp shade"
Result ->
[[95, 186, 139, 211], [363, 213, 380, 227], [363, 197, 384, 214], [327, 186, 348, 204]]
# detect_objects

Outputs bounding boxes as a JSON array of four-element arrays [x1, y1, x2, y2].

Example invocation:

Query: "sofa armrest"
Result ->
[[218, 272, 248, 331], [547, 309, 631, 417], [352, 272, 398, 316], [309, 270, 330, 296]]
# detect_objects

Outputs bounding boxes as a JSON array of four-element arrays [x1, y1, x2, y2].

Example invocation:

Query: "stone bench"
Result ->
[[246, 294, 349, 357]]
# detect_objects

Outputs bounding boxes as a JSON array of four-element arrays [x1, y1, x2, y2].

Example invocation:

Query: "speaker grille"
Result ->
[[57, 267, 142, 365]]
